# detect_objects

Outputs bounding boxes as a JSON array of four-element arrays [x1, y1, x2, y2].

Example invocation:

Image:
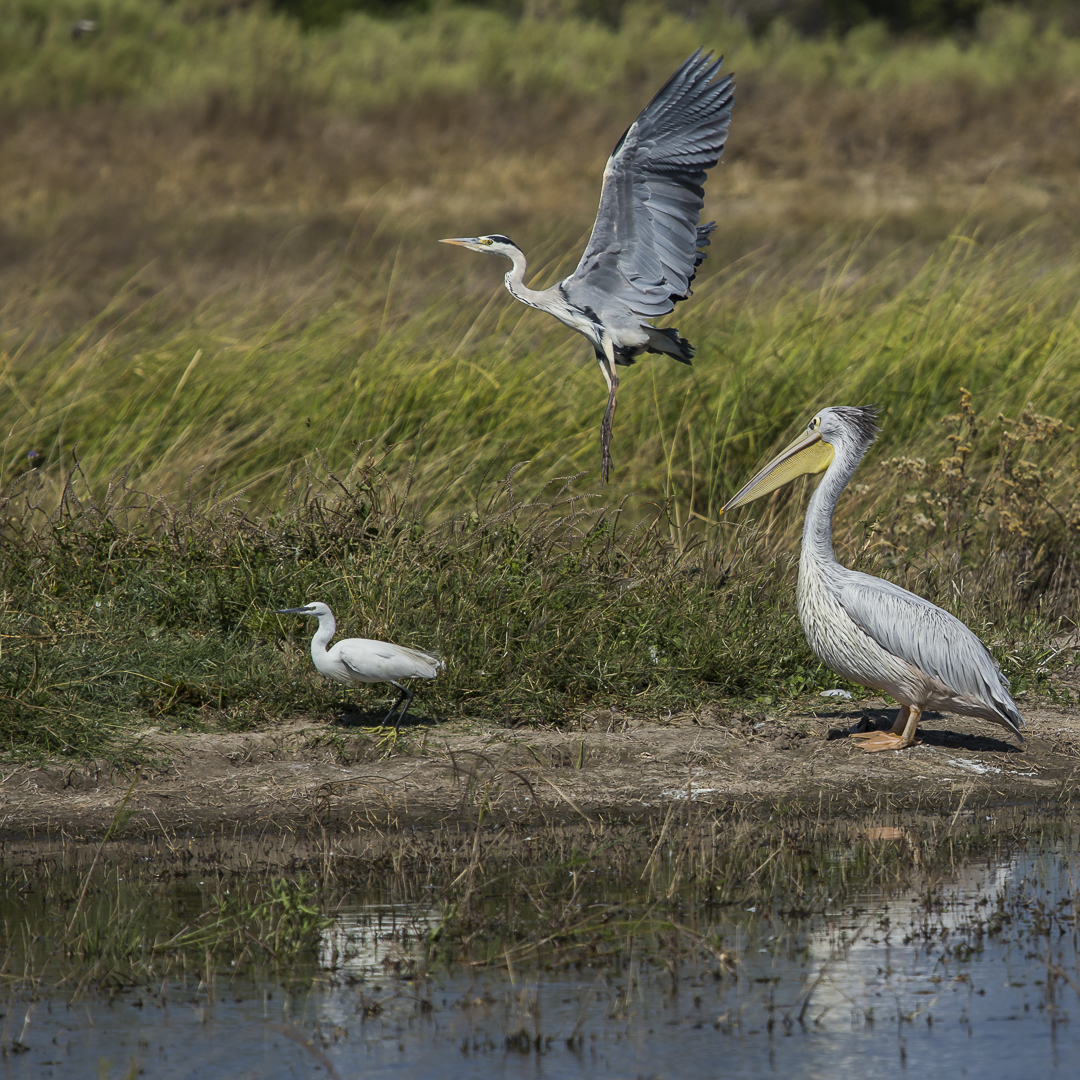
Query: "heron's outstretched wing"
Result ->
[[567, 50, 734, 321], [838, 572, 1024, 733]]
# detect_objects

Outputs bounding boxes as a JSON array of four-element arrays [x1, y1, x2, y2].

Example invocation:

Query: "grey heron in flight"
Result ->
[[276, 602, 444, 730], [441, 50, 734, 483], [722, 406, 1024, 752]]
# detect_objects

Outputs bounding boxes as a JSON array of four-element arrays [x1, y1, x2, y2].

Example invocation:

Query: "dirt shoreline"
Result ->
[[2, 698, 1078, 842]]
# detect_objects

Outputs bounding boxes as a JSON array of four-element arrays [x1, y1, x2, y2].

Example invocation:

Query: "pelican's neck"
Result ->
[[801, 445, 861, 569], [502, 247, 552, 310], [310, 612, 336, 660]]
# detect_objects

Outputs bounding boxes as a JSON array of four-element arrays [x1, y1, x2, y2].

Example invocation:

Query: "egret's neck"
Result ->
[[502, 247, 550, 310], [801, 449, 859, 568], [310, 612, 336, 660]]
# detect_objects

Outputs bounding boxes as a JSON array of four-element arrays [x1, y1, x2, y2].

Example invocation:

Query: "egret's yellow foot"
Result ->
[[375, 726, 400, 756]]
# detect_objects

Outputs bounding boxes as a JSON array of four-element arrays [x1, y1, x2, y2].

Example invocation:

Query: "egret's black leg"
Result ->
[[385, 681, 415, 731]]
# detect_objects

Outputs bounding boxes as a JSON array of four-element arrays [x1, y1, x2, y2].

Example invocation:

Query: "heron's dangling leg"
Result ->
[[383, 680, 415, 732], [848, 704, 923, 752], [597, 340, 619, 485], [596, 349, 614, 395], [600, 372, 619, 484]]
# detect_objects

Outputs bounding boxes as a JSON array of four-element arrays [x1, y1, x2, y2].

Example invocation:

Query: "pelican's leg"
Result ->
[[597, 341, 619, 485], [848, 705, 923, 752], [384, 680, 415, 732]]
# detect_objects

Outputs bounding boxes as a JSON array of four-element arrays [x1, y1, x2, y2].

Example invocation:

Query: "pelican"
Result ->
[[441, 50, 734, 483], [276, 602, 444, 730], [722, 406, 1024, 751]]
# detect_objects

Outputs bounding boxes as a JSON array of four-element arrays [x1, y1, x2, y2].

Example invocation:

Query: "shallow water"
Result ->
[[5, 839, 1080, 1079]]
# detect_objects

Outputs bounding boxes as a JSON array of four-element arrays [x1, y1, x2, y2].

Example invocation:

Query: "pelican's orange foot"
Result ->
[[847, 731, 922, 753]]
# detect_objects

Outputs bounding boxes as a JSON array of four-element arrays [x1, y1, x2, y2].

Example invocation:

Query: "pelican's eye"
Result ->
[[808, 415, 821, 433], [478, 237, 494, 246]]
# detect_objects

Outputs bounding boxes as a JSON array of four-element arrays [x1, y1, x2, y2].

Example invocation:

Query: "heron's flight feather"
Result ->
[[569, 50, 734, 322]]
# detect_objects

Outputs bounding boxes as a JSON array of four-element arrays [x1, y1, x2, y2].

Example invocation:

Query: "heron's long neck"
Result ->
[[801, 449, 860, 569], [503, 248, 552, 310], [310, 613, 336, 660]]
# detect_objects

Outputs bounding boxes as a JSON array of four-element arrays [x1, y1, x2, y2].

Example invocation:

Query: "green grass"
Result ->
[[0, 455, 816, 757], [6, 228, 1080, 519]]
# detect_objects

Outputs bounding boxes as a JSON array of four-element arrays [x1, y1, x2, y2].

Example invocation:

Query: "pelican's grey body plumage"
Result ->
[[724, 406, 1024, 752], [276, 602, 443, 730], [441, 50, 734, 482]]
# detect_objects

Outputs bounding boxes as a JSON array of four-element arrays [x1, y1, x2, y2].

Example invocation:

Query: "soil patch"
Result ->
[[3, 698, 1078, 840]]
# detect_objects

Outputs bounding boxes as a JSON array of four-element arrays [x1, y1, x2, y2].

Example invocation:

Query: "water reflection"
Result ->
[[5, 845, 1080, 1078], [318, 904, 440, 979]]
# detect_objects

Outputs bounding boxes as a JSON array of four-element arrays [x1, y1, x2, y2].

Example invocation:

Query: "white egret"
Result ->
[[276, 602, 444, 730], [722, 406, 1025, 752], [441, 49, 734, 483]]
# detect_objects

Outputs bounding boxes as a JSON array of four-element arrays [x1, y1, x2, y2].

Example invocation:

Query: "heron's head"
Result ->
[[722, 405, 879, 513], [275, 602, 332, 618], [439, 234, 521, 260]]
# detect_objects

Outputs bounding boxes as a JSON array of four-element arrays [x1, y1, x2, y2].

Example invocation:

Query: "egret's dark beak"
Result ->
[[275, 606, 314, 615]]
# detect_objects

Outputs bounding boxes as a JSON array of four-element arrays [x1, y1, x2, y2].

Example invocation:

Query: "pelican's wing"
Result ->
[[838, 572, 1024, 733], [566, 50, 734, 321]]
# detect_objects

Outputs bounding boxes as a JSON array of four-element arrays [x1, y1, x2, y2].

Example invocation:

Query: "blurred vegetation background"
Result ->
[[3, 0, 1080, 753], [6, 0, 1080, 505]]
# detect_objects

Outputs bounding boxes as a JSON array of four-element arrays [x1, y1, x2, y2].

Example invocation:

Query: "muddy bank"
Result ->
[[2, 698, 1077, 840]]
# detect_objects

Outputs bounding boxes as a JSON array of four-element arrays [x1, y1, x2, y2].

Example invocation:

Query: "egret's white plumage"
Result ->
[[276, 602, 443, 729], [440, 50, 734, 483], [723, 406, 1024, 752]]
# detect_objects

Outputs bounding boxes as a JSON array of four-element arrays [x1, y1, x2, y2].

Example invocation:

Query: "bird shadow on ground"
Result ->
[[915, 727, 1023, 754], [331, 705, 441, 731], [822, 708, 1022, 754]]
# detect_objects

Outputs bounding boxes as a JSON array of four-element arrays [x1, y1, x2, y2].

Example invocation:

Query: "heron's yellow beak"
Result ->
[[439, 238, 475, 247], [722, 430, 835, 513]]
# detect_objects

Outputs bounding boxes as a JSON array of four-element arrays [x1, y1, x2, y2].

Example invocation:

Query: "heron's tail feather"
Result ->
[[644, 326, 694, 363]]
